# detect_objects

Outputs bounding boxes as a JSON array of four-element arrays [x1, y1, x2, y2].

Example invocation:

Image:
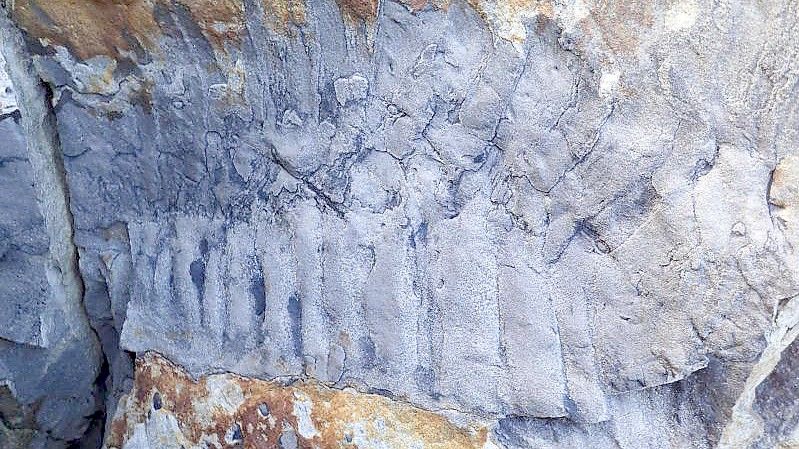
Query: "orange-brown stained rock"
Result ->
[[588, 0, 653, 57], [468, 0, 554, 21], [462, 0, 556, 45], [10, 0, 654, 62], [396, 0, 457, 13], [768, 155, 799, 247], [10, 0, 244, 60], [262, 0, 307, 33], [336, 0, 379, 23], [769, 155, 799, 210], [105, 352, 495, 449], [11, 0, 161, 60], [402, 0, 430, 12], [176, 0, 246, 50]]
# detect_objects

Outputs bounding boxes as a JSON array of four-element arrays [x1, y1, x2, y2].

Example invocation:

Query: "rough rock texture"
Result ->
[[106, 352, 495, 449], [0, 45, 104, 449], [0, 0, 797, 448]]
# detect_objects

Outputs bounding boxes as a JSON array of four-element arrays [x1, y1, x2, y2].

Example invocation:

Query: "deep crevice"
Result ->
[[39, 76, 114, 449], [0, 10, 113, 447]]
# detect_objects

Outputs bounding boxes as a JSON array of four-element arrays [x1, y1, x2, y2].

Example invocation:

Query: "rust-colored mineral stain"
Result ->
[[262, 0, 307, 33], [336, 0, 379, 23], [404, 0, 429, 12], [11, 0, 245, 60], [11, 0, 161, 60], [584, 0, 654, 56], [106, 352, 492, 449], [176, 0, 246, 50], [464, 0, 555, 44], [464, 0, 654, 55], [770, 155, 799, 209], [397, 0, 454, 13]]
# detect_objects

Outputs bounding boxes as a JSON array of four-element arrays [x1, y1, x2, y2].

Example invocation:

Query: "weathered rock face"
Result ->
[[0, 0, 797, 448], [0, 48, 104, 449], [106, 352, 495, 449]]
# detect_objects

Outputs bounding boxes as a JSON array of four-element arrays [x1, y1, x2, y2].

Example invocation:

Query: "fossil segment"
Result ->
[[0, 0, 797, 447]]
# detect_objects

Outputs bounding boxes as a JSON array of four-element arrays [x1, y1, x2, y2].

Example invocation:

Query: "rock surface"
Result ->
[[0, 0, 797, 448], [106, 352, 495, 449]]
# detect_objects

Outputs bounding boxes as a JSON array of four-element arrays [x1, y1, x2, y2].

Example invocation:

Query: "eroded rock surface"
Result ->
[[0, 32, 104, 449], [0, 0, 797, 447], [107, 352, 494, 449]]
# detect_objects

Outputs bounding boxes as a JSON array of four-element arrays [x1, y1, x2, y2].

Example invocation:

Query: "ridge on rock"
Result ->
[[0, 0, 797, 448]]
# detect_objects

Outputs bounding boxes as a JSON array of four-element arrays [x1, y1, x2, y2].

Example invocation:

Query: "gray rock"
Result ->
[[0, 113, 48, 347], [0, 15, 103, 449], [0, 0, 797, 447]]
